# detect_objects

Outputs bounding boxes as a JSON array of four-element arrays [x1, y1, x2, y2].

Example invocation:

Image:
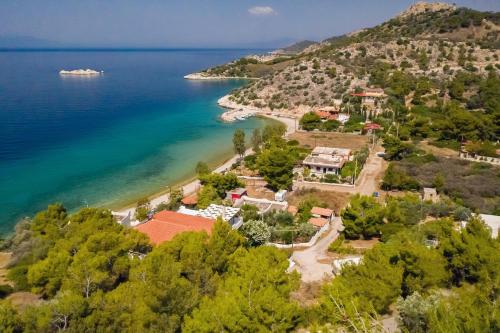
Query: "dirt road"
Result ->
[[291, 217, 342, 282], [291, 145, 387, 282]]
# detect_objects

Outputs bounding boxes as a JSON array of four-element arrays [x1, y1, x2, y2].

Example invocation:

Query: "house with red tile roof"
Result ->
[[363, 123, 383, 135], [181, 193, 198, 207], [311, 206, 334, 222], [135, 210, 215, 245], [350, 87, 387, 114], [308, 217, 329, 228]]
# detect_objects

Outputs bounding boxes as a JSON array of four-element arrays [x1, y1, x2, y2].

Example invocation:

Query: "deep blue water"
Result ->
[[0, 49, 268, 234]]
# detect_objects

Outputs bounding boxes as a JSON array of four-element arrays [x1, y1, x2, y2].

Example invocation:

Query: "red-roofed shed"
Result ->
[[308, 217, 329, 228], [181, 193, 198, 206], [364, 123, 382, 131]]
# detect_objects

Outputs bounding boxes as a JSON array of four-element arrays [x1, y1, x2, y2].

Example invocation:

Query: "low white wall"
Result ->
[[237, 176, 265, 180], [234, 196, 288, 214], [293, 180, 355, 192], [268, 221, 330, 249], [459, 154, 500, 165]]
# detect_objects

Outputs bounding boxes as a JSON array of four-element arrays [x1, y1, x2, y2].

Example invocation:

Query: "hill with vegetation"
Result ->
[[1, 196, 499, 332], [273, 40, 318, 55], [1, 2, 499, 332], [219, 3, 499, 110], [209, 2, 499, 156]]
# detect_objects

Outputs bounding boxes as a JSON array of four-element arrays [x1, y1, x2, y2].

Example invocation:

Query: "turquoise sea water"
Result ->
[[0, 49, 269, 234]]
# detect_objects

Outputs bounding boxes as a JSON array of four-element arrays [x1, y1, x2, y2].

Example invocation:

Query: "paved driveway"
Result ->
[[291, 146, 387, 282], [291, 217, 342, 282]]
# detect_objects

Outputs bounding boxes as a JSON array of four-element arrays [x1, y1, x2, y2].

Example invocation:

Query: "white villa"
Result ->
[[303, 147, 352, 176]]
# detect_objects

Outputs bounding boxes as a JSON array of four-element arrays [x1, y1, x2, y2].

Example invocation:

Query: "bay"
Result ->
[[0, 49, 268, 233]]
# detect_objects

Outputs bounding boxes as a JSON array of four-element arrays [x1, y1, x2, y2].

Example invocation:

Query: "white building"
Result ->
[[275, 190, 287, 202], [303, 147, 352, 176], [112, 211, 137, 227], [422, 187, 439, 202]]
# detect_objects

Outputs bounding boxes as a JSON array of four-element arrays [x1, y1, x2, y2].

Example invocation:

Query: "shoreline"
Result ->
[[114, 99, 298, 218], [217, 94, 308, 124], [184, 72, 258, 80]]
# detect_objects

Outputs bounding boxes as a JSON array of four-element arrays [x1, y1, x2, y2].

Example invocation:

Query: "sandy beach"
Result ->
[[115, 101, 297, 218]]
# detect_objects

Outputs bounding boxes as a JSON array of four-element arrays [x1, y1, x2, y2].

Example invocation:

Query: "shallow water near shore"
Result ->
[[0, 49, 269, 234]]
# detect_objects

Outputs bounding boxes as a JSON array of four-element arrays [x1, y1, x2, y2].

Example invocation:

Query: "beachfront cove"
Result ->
[[0, 49, 270, 234]]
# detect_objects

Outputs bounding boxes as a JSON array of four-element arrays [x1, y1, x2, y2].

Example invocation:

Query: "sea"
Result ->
[[0, 49, 270, 234]]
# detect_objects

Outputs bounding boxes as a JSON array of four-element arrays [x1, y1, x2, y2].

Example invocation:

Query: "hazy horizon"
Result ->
[[1, 0, 499, 49]]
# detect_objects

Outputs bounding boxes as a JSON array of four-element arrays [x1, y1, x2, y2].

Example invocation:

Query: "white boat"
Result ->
[[59, 69, 103, 75]]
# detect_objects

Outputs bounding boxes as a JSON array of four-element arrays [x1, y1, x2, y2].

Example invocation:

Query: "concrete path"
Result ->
[[291, 217, 342, 282], [291, 146, 387, 283]]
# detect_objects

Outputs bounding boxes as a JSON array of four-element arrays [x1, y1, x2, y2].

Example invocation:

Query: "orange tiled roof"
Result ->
[[364, 123, 382, 130], [135, 211, 214, 245], [315, 111, 330, 119], [309, 217, 329, 227], [311, 206, 334, 217], [181, 193, 198, 205]]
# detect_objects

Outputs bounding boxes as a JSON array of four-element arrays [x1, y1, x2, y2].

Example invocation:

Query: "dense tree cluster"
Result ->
[[341, 193, 473, 241], [0, 205, 300, 332], [241, 123, 309, 191], [1, 190, 499, 333], [299, 112, 341, 132], [197, 172, 243, 208], [318, 217, 500, 332]]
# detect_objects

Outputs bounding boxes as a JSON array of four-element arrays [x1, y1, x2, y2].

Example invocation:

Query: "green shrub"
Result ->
[[0, 284, 14, 298]]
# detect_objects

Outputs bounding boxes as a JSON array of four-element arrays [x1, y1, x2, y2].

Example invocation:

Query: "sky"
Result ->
[[1, 0, 499, 48]]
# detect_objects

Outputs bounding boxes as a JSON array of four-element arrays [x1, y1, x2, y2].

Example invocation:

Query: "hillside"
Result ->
[[1, 3, 499, 333], [273, 40, 318, 55], [212, 3, 499, 114]]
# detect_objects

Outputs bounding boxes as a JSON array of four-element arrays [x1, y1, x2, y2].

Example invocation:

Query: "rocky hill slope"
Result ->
[[200, 2, 499, 119]]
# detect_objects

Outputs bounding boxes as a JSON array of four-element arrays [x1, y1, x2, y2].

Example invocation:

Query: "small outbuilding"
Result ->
[[308, 217, 329, 228], [275, 189, 287, 202], [311, 206, 335, 222], [422, 187, 439, 202], [227, 188, 247, 202], [363, 123, 382, 135], [181, 193, 198, 207]]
